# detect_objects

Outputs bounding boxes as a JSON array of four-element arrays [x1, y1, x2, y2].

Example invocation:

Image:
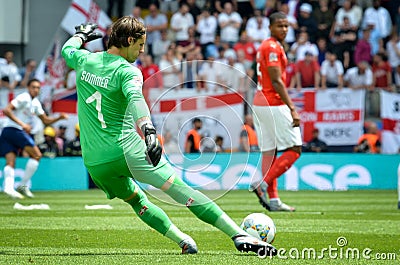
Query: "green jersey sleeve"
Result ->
[[120, 65, 151, 125], [61, 37, 90, 69]]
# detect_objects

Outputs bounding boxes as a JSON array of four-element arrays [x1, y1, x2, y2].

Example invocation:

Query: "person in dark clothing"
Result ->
[[38, 126, 61, 158], [107, 0, 124, 19], [64, 124, 82, 156], [304, 128, 328, 153], [184, 118, 202, 153], [297, 3, 318, 43]]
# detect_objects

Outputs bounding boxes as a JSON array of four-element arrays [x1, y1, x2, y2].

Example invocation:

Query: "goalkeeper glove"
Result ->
[[74, 23, 102, 44], [142, 124, 162, 167]]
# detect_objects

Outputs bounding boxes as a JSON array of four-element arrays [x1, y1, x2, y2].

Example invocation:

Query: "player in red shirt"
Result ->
[[251, 12, 301, 212]]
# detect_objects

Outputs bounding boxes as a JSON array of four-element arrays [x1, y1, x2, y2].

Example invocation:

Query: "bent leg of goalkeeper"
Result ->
[[126, 154, 244, 239], [128, 155, 277, 254], [86, 160, 197, 253], [154, 173, 277, 255], [124, 183, 198, 253], [160, 173, 244, 238]]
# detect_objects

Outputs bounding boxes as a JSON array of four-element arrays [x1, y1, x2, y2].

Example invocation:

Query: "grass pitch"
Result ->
[[0, 189, 399, 265]]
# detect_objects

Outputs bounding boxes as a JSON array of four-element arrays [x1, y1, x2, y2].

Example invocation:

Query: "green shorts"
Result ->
[[86, 142, 175, 200]]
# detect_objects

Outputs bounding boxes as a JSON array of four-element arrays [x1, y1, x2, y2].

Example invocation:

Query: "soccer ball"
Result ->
[[240, 213, 276, 243]]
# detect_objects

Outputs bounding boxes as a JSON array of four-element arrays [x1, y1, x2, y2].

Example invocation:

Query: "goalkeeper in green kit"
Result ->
[[61, 16, 276, 255]]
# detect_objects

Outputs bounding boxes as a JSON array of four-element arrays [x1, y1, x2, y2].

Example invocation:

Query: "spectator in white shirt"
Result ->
[[247, 12, 270, 49], [170, 2, 195, 45], [330, 0, 362, 37], [0, 51, 21, 94], [290, 31, 319, 62], [245, 9, 269, 34], [218, 50, 246, 92], [197, 8, 218, 58], [361, 0, 392, 40], [144, 3, 168, 57], [344, 61, 373, 90], [152, 30, 171, 65], [198, 52, 222, 92], [159, 45, 183, 90], [218, 2, 243, 47], [386, 33, 400, 84], [280, 2, 298, 46], [320, 51, 344, 89]]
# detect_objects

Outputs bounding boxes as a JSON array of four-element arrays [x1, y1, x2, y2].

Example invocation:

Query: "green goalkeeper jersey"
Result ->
[[62, 38, 150, 166]]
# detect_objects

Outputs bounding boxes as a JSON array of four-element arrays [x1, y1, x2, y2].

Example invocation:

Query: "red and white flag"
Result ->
[[149, 88, 244, 151], [381, 90, 400, 154], [34, 37, 68, 112], [61, 0, 111, 52], [291, 88, 365, 146]]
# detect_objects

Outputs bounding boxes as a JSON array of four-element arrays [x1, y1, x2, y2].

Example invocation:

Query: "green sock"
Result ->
[[165, 176, 242, 238], [214, 213, 243, 238], [164, 224, 189, 244], [126, 188, 172, 235]]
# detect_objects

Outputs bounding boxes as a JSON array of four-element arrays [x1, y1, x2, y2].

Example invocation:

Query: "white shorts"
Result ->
[[253, 105, 302, 151]]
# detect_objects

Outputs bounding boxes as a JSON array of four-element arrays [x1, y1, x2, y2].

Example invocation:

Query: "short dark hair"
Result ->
[[202, 7, 212, 14], [192, 118, 202, 124], [215, 135, 223, 142], [27, 78, 40, 87], [376, 52, 388, 61], [148, 2, 160, 9], [3, 50, 13, 56], [107, 16, 146, 49], [179, 1, 189, 8], [269, 12, 287, 25]]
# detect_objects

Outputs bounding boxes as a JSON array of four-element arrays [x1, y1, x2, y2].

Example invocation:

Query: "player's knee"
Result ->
[[5, 153, 16, 167], [124, 189, 140, 205], [161, 174, 175, 191], [124, 188, 150, 207]]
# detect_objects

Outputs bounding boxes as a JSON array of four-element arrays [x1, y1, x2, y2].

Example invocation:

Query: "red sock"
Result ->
[[264, 150, 300, 186], [267, 178, 279, 199], [8, 92, 14, 102]]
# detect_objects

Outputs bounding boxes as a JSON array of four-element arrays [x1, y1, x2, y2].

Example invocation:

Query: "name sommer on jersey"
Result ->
[[81, 71, 109, 88]]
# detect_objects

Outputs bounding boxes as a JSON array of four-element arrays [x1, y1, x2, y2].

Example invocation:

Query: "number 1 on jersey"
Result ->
[[85, 91, 107, 128]]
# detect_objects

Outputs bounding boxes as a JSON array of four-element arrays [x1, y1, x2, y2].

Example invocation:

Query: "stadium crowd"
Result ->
[[1, 0, 399, 156]]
